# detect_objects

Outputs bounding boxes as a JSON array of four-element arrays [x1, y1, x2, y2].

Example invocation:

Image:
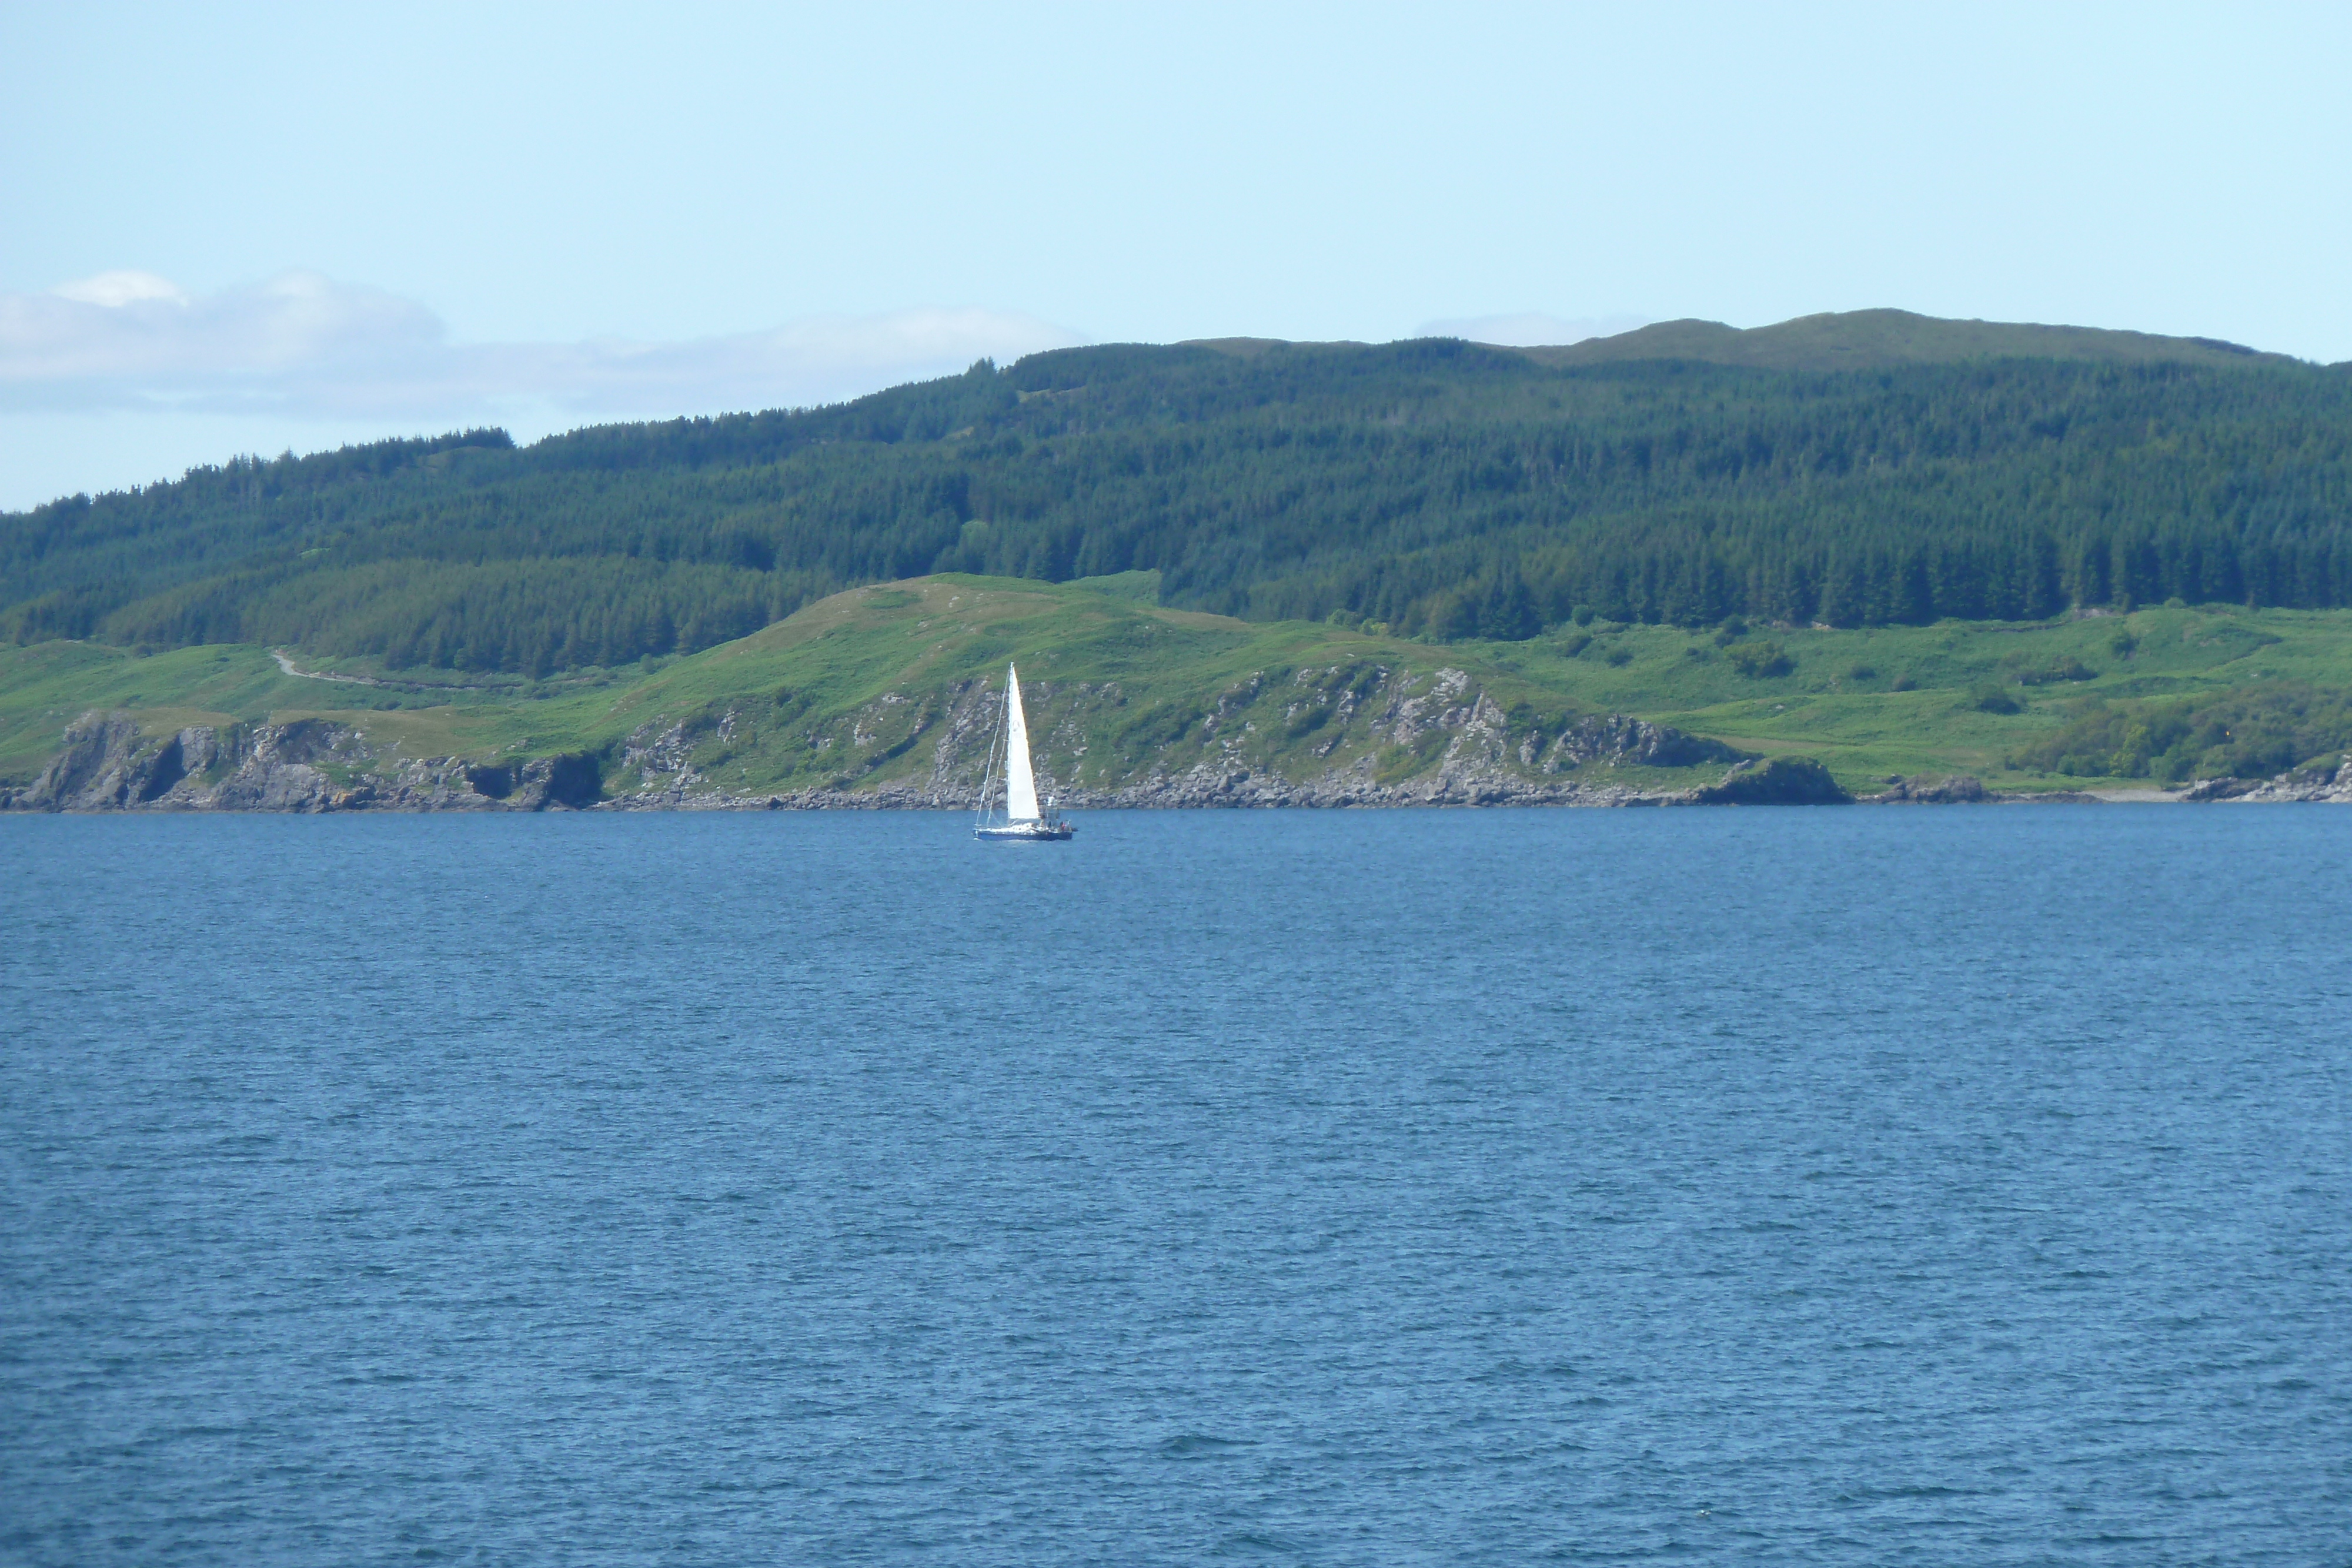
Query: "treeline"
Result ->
[[5, 340, 2351, 671], [100, 557, 826, 676]]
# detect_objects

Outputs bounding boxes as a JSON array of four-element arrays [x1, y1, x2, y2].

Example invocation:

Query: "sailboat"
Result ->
[[974, 662, 1075, 841]]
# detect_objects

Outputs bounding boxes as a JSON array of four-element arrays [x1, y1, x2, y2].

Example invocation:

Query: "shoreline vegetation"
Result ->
[[9, 576, 2352, 813]]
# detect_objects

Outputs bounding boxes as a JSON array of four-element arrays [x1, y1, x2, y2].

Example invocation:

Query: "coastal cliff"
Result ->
[[4, 712, 604, 814], [1, 695, 1749, 813], [22, 693, 2345, 813]]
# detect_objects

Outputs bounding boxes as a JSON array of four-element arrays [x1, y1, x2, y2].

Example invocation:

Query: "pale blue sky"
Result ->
[[3, 2, 2347, 509]]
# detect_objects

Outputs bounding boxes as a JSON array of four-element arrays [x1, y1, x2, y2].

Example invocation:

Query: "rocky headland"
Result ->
[[2, 713, 603, 814]]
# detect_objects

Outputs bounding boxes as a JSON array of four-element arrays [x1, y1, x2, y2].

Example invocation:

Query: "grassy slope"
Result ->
[[1506, 606, 2329, 783], [5, 575, 2350, 795]]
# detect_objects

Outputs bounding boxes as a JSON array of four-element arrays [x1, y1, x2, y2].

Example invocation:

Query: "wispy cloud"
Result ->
[[0, 270, 1085, 421], [1415, 312, 1652, 347]]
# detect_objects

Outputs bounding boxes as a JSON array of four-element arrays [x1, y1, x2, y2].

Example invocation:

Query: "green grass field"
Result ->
[[7, 576, 2350, 798]]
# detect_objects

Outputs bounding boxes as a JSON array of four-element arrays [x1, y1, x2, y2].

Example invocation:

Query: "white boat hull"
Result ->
[[974, 820, 1074, 842]]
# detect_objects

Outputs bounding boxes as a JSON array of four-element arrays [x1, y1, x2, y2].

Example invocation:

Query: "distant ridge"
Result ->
[[9, 316, 2351, 670], [1504, 308, 2301, 372]]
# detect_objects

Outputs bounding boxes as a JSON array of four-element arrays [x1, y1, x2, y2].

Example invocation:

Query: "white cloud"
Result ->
[[50, 270, 191, 308], [0, 270, 1084, 422], [1415, 312, 1653, 347], [5, 270, 442, 396]]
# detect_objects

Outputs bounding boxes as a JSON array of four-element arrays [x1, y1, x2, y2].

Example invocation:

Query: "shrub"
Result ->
[[1728, 640, 1794, 678], [1695, 755, 1852, 805], [1603, 645, 1634, 667], [2009, 654, 2097, 686], [1969, 683, 2023, 714]]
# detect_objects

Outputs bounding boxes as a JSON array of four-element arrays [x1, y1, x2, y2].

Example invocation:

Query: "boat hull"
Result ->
[[974, 821, 1074, 842]]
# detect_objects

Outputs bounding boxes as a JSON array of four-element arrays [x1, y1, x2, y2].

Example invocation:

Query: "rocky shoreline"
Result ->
[[9, 708, 2352, 813], [0, 714, 606, 815], [0, 713, 1725, 814]]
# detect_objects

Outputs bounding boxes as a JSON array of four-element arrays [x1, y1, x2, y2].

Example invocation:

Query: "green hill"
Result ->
[[4, 312, 2350, 686], [1514, 309, 2302, 372]]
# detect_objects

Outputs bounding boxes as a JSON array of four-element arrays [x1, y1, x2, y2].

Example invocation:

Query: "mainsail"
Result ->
[[973, 659, 1071, 841], [1004, 663, 1040, 822]]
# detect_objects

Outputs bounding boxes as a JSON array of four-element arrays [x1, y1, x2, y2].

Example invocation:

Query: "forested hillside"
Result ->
[[5, 313, 2350, 674]]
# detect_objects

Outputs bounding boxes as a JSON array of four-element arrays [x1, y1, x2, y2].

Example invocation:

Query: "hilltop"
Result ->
[[1510, 309, 2302, 373]]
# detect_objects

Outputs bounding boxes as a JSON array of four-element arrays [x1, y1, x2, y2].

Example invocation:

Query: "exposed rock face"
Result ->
[[2190, 758, 2352, 803], [17, 714, 167, 809], [1067, 758, 1688, 809], [1866, 774, 1993, 804], [587, 667, 1755, 811], [0, 692, 1758, 814], [14, 715, 284, 811], [689, 758, 1697, 811], [1548, 716, 1748, 771], [3, 711, 602, 813]]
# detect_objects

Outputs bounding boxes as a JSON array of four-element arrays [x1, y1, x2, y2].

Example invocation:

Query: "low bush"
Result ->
[[2008, 654, 2099, 686], [1969, 683, 2023, 714], [1728, 640, 1794, 678], [1695, 755, 1852, 805]]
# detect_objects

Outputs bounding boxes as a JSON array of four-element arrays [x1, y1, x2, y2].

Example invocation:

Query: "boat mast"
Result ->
[[975, 674, 1009, 828]]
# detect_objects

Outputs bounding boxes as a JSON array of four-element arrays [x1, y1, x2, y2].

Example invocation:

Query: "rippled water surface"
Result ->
[[4, 808, 2349, 1565]]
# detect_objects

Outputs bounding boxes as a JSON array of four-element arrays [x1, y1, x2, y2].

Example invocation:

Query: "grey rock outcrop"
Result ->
[[1865, 774, 1993, 804], [5, 710, 604, 813], [19, 714, 240, 810], [2180, 776, 2260, 802], [2191, 758, 2352, 803], [1548, 715, 1749, 771]]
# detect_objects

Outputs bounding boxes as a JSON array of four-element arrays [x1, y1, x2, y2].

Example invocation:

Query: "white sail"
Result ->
[[1004, 663, 1040, 822]]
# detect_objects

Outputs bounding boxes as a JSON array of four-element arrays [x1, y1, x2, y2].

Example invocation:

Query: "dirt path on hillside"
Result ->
[[272, 649, 390, 687]]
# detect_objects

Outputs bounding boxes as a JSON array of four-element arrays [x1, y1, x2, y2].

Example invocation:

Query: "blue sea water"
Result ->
[[2, 807, 2348, 1566]]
